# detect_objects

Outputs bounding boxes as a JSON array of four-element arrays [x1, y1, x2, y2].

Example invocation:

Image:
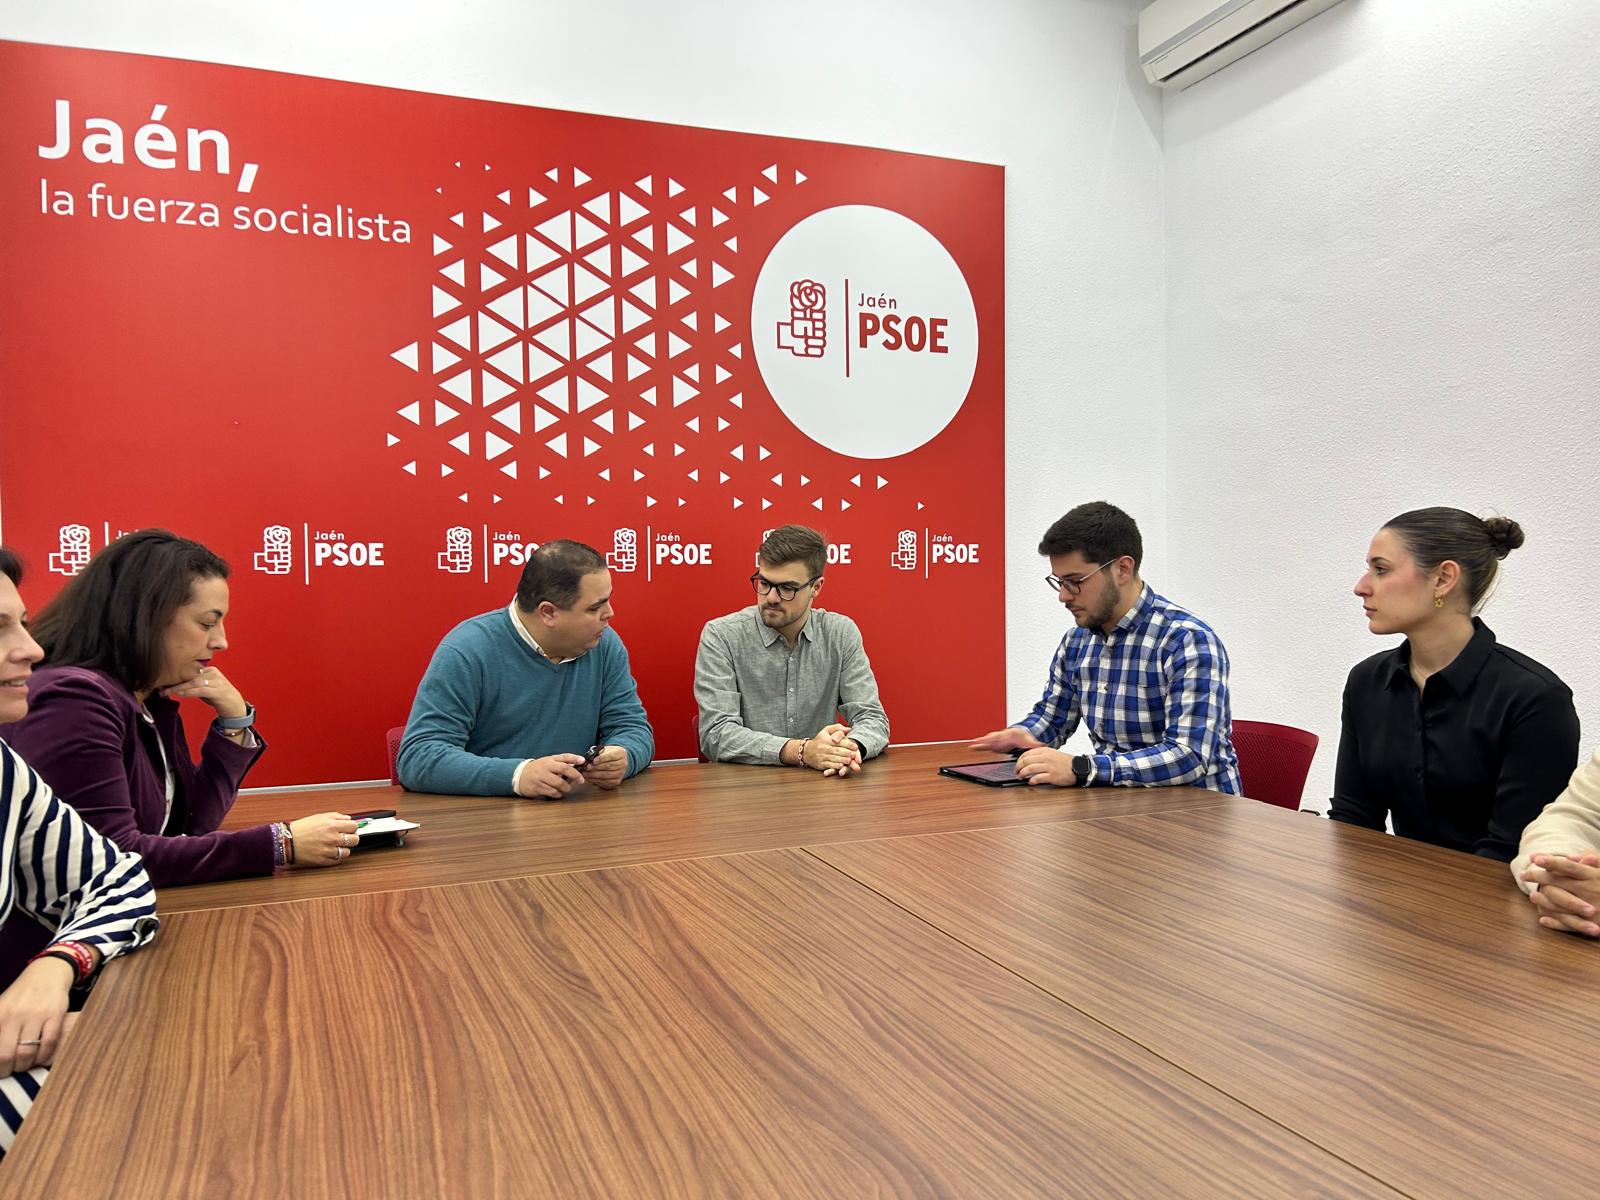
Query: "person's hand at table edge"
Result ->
[[0, 954, 79, 1074], [1522, 852, 1600, 937]]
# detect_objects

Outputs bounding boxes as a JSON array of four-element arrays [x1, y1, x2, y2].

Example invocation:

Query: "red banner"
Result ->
[[0, 42, 1005, 784]]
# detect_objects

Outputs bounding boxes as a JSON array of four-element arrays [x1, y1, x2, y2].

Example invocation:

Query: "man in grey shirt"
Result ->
[[694, 525, 890, 776]]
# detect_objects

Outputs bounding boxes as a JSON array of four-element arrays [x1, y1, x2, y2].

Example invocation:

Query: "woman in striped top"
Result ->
[[0, 547, 158, 1154]]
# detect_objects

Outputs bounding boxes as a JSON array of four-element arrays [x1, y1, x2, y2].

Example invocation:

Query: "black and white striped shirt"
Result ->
[[0, 737, 159, 1151], [0, 739, 159, 969]]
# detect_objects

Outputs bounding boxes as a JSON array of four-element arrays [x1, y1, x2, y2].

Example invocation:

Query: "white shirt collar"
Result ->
[[506, 600, 579, 664]]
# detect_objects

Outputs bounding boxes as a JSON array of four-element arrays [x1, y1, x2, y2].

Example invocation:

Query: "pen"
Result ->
[[355, 819, 370, 830]]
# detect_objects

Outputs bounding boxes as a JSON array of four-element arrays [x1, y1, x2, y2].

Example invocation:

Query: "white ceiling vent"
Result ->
[[1139, 0, 1348, 90]]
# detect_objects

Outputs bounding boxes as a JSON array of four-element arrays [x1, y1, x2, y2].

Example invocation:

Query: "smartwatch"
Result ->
[[1071, 755, 1094, 787]]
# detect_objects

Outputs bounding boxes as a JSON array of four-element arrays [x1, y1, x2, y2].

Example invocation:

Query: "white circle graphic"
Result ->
[[751, 205, 979, 460]]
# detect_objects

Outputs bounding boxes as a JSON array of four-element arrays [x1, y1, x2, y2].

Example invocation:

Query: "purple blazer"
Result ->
[[2, 666, 270, 886]]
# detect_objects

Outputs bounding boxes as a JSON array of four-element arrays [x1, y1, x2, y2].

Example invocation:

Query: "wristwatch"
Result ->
[[216, 703, 257, 731], [1071, 755, 1094, 787]]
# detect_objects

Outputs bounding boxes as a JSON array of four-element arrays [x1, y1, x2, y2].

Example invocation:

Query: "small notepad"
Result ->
[[357, 816, 420, 838]]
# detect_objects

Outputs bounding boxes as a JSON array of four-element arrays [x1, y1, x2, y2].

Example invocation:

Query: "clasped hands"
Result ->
[[516, 746, 627, 799], [801, 724, 863, 778], [1521, 850, 1600, 938]]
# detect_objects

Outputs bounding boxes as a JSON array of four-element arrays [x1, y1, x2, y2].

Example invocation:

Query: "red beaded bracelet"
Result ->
[[29, 940, 95, 985]]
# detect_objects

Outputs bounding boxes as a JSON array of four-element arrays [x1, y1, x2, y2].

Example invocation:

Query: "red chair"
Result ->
[[1231, 720, 1319, 810], [385, 725, 406, 786]]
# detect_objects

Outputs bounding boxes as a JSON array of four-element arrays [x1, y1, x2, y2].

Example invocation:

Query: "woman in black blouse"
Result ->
[[1331, 508, 1578, 860]]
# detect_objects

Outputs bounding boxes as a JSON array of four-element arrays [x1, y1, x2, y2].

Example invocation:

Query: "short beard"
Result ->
[[761, 604, 797, 630], [1084, 585, 1122, 631]]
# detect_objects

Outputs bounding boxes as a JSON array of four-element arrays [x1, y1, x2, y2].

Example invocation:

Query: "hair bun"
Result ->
[[1482, 516, 1524, 558]]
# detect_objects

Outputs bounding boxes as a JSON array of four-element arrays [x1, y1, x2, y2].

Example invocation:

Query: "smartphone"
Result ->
[[347, 808, 397, 822]]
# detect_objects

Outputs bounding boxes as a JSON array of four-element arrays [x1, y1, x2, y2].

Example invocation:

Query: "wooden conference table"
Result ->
[[4, 744, 1597, 1197]]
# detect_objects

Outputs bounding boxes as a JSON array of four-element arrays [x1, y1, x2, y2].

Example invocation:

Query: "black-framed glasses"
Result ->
[[1045, 560, 1112, 595], [750, 572, 820, 601]]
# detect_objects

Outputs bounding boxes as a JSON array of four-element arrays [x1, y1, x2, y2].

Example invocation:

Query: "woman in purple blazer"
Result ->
[[1, 532, 358, 930]]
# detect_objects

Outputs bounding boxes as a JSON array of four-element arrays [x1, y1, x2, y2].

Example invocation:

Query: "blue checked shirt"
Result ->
[[1016, 585, 1242, 793]]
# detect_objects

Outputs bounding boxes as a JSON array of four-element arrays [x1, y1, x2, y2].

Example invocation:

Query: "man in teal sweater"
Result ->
[[397, 540, 654, 797]]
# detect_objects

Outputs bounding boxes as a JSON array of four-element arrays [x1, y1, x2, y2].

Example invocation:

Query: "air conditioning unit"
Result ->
[[1138, 0, 1348, 90]]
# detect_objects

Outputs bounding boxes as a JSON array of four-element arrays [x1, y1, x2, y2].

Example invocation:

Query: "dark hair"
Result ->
[[1382, 507, 1523, 608], [0, 547, 21, 587], [758, 525, 826, 579], [30, 529, 230, 691], [515, 540, 606, 610], [1038, 501, 1143, 568]]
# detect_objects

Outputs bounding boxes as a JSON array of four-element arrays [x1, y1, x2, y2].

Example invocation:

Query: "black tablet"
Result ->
[[938, 759, 1026, 787]]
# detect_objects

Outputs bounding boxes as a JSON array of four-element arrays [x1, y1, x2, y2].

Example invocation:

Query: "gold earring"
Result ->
[[1433, 594, 1445, 609]]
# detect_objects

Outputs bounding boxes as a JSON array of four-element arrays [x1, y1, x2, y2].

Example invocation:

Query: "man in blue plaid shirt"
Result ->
[[972, 502, 1242, 793]]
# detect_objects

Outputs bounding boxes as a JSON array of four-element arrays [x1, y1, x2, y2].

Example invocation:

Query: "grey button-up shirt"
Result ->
[[694, 606, 891, 765]]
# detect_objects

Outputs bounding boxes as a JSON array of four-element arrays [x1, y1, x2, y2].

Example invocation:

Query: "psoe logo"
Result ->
[[653, 532, 713, 567], [312, 531, 385, 568], [775, 280, 826, 358], [752, 205, 979, 460], [890, 529, 918, 571], [437, 526, 473, 574], [254, 525, 293, 575], [930, 533, 981, 564], [606, 528, 638, 573], [490, 532, 541, 567], [49, 524, 93, 576]]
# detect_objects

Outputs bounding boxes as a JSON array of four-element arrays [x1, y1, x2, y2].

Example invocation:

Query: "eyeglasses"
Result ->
[[1045, 560, 1112, 595], [750, 572, 820, 601]]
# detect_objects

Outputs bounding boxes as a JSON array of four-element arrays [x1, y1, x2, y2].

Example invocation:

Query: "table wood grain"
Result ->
[[159, 743, 1248, 913], [5, 847, 1400, 1199], [812, 803, 1600, 1199]]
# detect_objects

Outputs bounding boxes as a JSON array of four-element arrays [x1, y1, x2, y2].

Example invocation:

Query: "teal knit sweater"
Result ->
[[397, 610, 654, 795]]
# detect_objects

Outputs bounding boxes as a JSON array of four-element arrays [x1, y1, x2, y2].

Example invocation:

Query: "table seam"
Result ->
[[158, 801, 1249, 915], [799, 844, 1421, 1200]]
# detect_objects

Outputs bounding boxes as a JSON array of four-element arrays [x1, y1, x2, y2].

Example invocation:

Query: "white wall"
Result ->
[[8, 2, 1593, 794], [1163, 0, 1600, 807], [0, 0, 1165, 730]]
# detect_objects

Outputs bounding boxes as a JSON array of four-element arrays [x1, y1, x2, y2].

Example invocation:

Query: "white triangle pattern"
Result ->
[[394, 159, 802, 503]]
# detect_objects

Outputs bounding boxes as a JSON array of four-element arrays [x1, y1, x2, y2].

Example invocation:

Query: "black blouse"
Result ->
[[1330, 619, 1579, 861]]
